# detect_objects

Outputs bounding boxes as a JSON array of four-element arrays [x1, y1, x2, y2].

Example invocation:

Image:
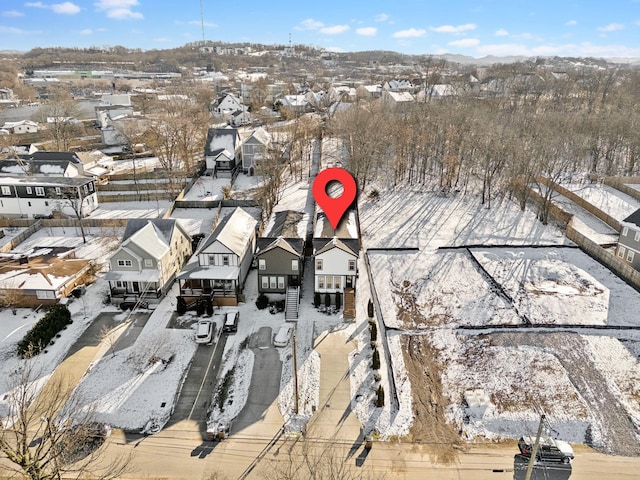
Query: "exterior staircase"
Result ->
[[285, 286, 299, 321], [343, 288, 356, 319]]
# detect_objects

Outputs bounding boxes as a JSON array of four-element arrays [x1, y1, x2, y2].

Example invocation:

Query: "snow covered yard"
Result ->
[[358, 189, 640, 455], [562, 182, 640, 222]]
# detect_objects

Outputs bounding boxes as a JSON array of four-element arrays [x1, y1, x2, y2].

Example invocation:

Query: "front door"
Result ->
[[345, 276, 353, 288]]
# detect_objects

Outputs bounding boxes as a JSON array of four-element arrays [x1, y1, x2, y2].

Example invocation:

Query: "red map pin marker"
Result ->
[[312, 168, 357, 229]]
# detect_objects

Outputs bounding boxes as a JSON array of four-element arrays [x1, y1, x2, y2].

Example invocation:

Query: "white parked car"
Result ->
[[273, 324, 294, 347], [195, 319, 214, 344]]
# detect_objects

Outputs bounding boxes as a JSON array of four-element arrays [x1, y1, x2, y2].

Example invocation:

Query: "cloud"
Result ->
[[449, 38, 480, 47], [566, 20, 577, 26], [495, 29, 509, 36], [52, 2, 80, 14], [597, 23, 624, 32], [320, 24, 349, 34], [375, 13, 389, 22], [186, 20, 216, 27], [94, 0, 143, 20], [356, 27, 377, 36], [0, 25, 42, 34], [296, 18, 324, 30], [392, 28, 426, 38], [3, 10, 25, 17], [79, 28, 92, 34], [25, 2, 46, 8], [431, 23, 476, 34], [475, 41, 640, 58]]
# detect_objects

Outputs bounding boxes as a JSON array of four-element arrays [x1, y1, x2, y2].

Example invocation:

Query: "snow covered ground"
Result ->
[[563, 182, 640, 222]]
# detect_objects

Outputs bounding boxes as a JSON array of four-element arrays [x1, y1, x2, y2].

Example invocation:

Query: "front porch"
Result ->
[[177, 278, 239, 308]]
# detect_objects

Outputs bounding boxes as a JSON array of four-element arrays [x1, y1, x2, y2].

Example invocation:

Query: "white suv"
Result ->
[[195, 320, 213, 344]]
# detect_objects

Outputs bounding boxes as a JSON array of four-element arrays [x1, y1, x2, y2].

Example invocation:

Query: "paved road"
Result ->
[[165, 328, 227, 435]]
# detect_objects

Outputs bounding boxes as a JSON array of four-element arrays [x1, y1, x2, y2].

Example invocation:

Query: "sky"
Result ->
[[1, 0, 640, 58]]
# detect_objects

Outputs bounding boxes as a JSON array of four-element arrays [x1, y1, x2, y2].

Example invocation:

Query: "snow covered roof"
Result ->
[[205, 127, 239, 157], [122, 221, 171, 260], [313, 237, 359, 257], [199, 207, 257, 257], [264, 210, 304, 238], [256, 237, 304, 258], [622, 209, 640, 228]]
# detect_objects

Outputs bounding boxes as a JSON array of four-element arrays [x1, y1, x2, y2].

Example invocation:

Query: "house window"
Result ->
[[334, 276, 341, 289], [208, 255, 215, 265], [278, 277, 285, 289], [628, 250, 635, 262], [623, 227, 629, 237], [89, 182, 94, 192], [83, 185, 88, 194], [117, 260, 133, 267], [618, 246, 626, 258], [28, 202, 31, 207], [270, 276, 277, 289], [144, 259, 153, 267], [222, 255, 229, 266], [316, 259, 323, 270], [291, 259, 299, 271], [326, 276, 333, 289], [44, 201, 49, 206], [115, 281, 126, 289], [261, 276, 268, 289], [36, 290, 56, 300], [318, 276, 325, 289], [1, 186, 10, 195], [259, 259, 266, 270], [26, 186, 32, 194], [55, 187, 61, 195], [348, 260, 356, 271], [635, 232, 640, 242], [35, 187, 45, 196]]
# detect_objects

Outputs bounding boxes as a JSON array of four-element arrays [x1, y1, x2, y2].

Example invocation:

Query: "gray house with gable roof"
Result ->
[[617, 209, 640, 270]]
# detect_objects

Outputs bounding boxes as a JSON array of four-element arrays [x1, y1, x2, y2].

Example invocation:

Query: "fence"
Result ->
[[0, 220, 42, 253], [604, 177, 640, 204]]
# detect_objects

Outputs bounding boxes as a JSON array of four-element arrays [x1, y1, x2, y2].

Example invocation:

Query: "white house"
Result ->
[[1, 120, 38, 134], [313, 237, 359, 294], [204, 127, 241, 177], [212, 93, 247, 115], [176, 207, 258, 306]]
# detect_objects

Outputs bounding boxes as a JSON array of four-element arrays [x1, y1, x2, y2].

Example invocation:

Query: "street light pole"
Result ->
[[292, 332, 299, 415]]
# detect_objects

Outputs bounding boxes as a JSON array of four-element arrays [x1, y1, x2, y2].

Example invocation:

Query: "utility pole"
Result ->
[[292, 332, 299, 414], [524, 414, 545, 480]]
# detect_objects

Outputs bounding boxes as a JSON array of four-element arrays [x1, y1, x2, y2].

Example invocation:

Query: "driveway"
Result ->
[[233, 326, 284, 436]]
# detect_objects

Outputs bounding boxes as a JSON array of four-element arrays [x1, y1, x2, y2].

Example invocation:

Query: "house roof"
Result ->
[[313, 237, 359, 257], [121, 218, 186, 260], [256, 237, 305, 257], [0, 174, 93, 187], [199, 207, 257, 256], [265, 210, 305, 238], [205, 127, 239, 157], [314, 209, 358, 239], [623, 209, 640, 228]]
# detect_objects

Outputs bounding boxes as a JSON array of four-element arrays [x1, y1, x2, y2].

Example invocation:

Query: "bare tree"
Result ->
[[34, 88, 81, 151], [0, 360, 132, 479], [56, 183, 95, 244]]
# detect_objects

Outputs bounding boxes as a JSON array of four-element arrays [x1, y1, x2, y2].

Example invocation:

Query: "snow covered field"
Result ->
[[563, 183, 640, 222]]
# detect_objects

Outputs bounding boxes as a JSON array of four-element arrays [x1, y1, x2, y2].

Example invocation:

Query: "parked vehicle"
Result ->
[[195, 319, 214, 344], [273, 324, 294, 347], [518, 436, 574, 464], [223, 310, 239, 333]]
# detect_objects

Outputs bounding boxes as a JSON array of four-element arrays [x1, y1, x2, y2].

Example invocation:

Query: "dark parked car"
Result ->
[[518, 436, 574, 464], [120, 298, 149, 310]]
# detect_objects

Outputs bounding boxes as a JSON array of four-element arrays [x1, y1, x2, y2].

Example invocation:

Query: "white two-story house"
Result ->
[[313, 237, 359, 294], [176, 207, 258, 307]]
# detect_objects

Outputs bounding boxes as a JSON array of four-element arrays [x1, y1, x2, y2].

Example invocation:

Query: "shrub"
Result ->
[[176, 297, 187, 315], [335, 291, 342, 311], [376, 385, 385, 407], [206, 299, 214, 316], [368, 188, 380, 201], [374, 372, 382, 382], [17, 304, 72, 358], [313, 292, 321, 308], [196, 300, 206, 316], [255, 293, 269, 310], [372, 348, 380, 370], [367, 299, 374, 318], [370, 322, 377, 342], [325, 293, 331, 307]]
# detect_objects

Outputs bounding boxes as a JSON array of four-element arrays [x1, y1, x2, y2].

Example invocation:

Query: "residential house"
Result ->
[[381, 90, 415, 109], [95, 105, 135, 128], [211, 93, 247, 116], [105, 218, 192, 303], [277, 95, 309, 114], [356, 84, 382, 100], [176, 207, 258, 307], [328, 85, 357, 103], [240, 127, 272, 175], [204, 127, 241, 177], [229, 109, 252, 127], [13, 151, 85, 176], [313, 208, 359, 316], [1, 120, 38, 134], [255, 210, 306, 296], [0, 248, 93, 307], [0, 175, 98, 218], [383, 79, 414, 93], [617, 209, 640, 270]]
